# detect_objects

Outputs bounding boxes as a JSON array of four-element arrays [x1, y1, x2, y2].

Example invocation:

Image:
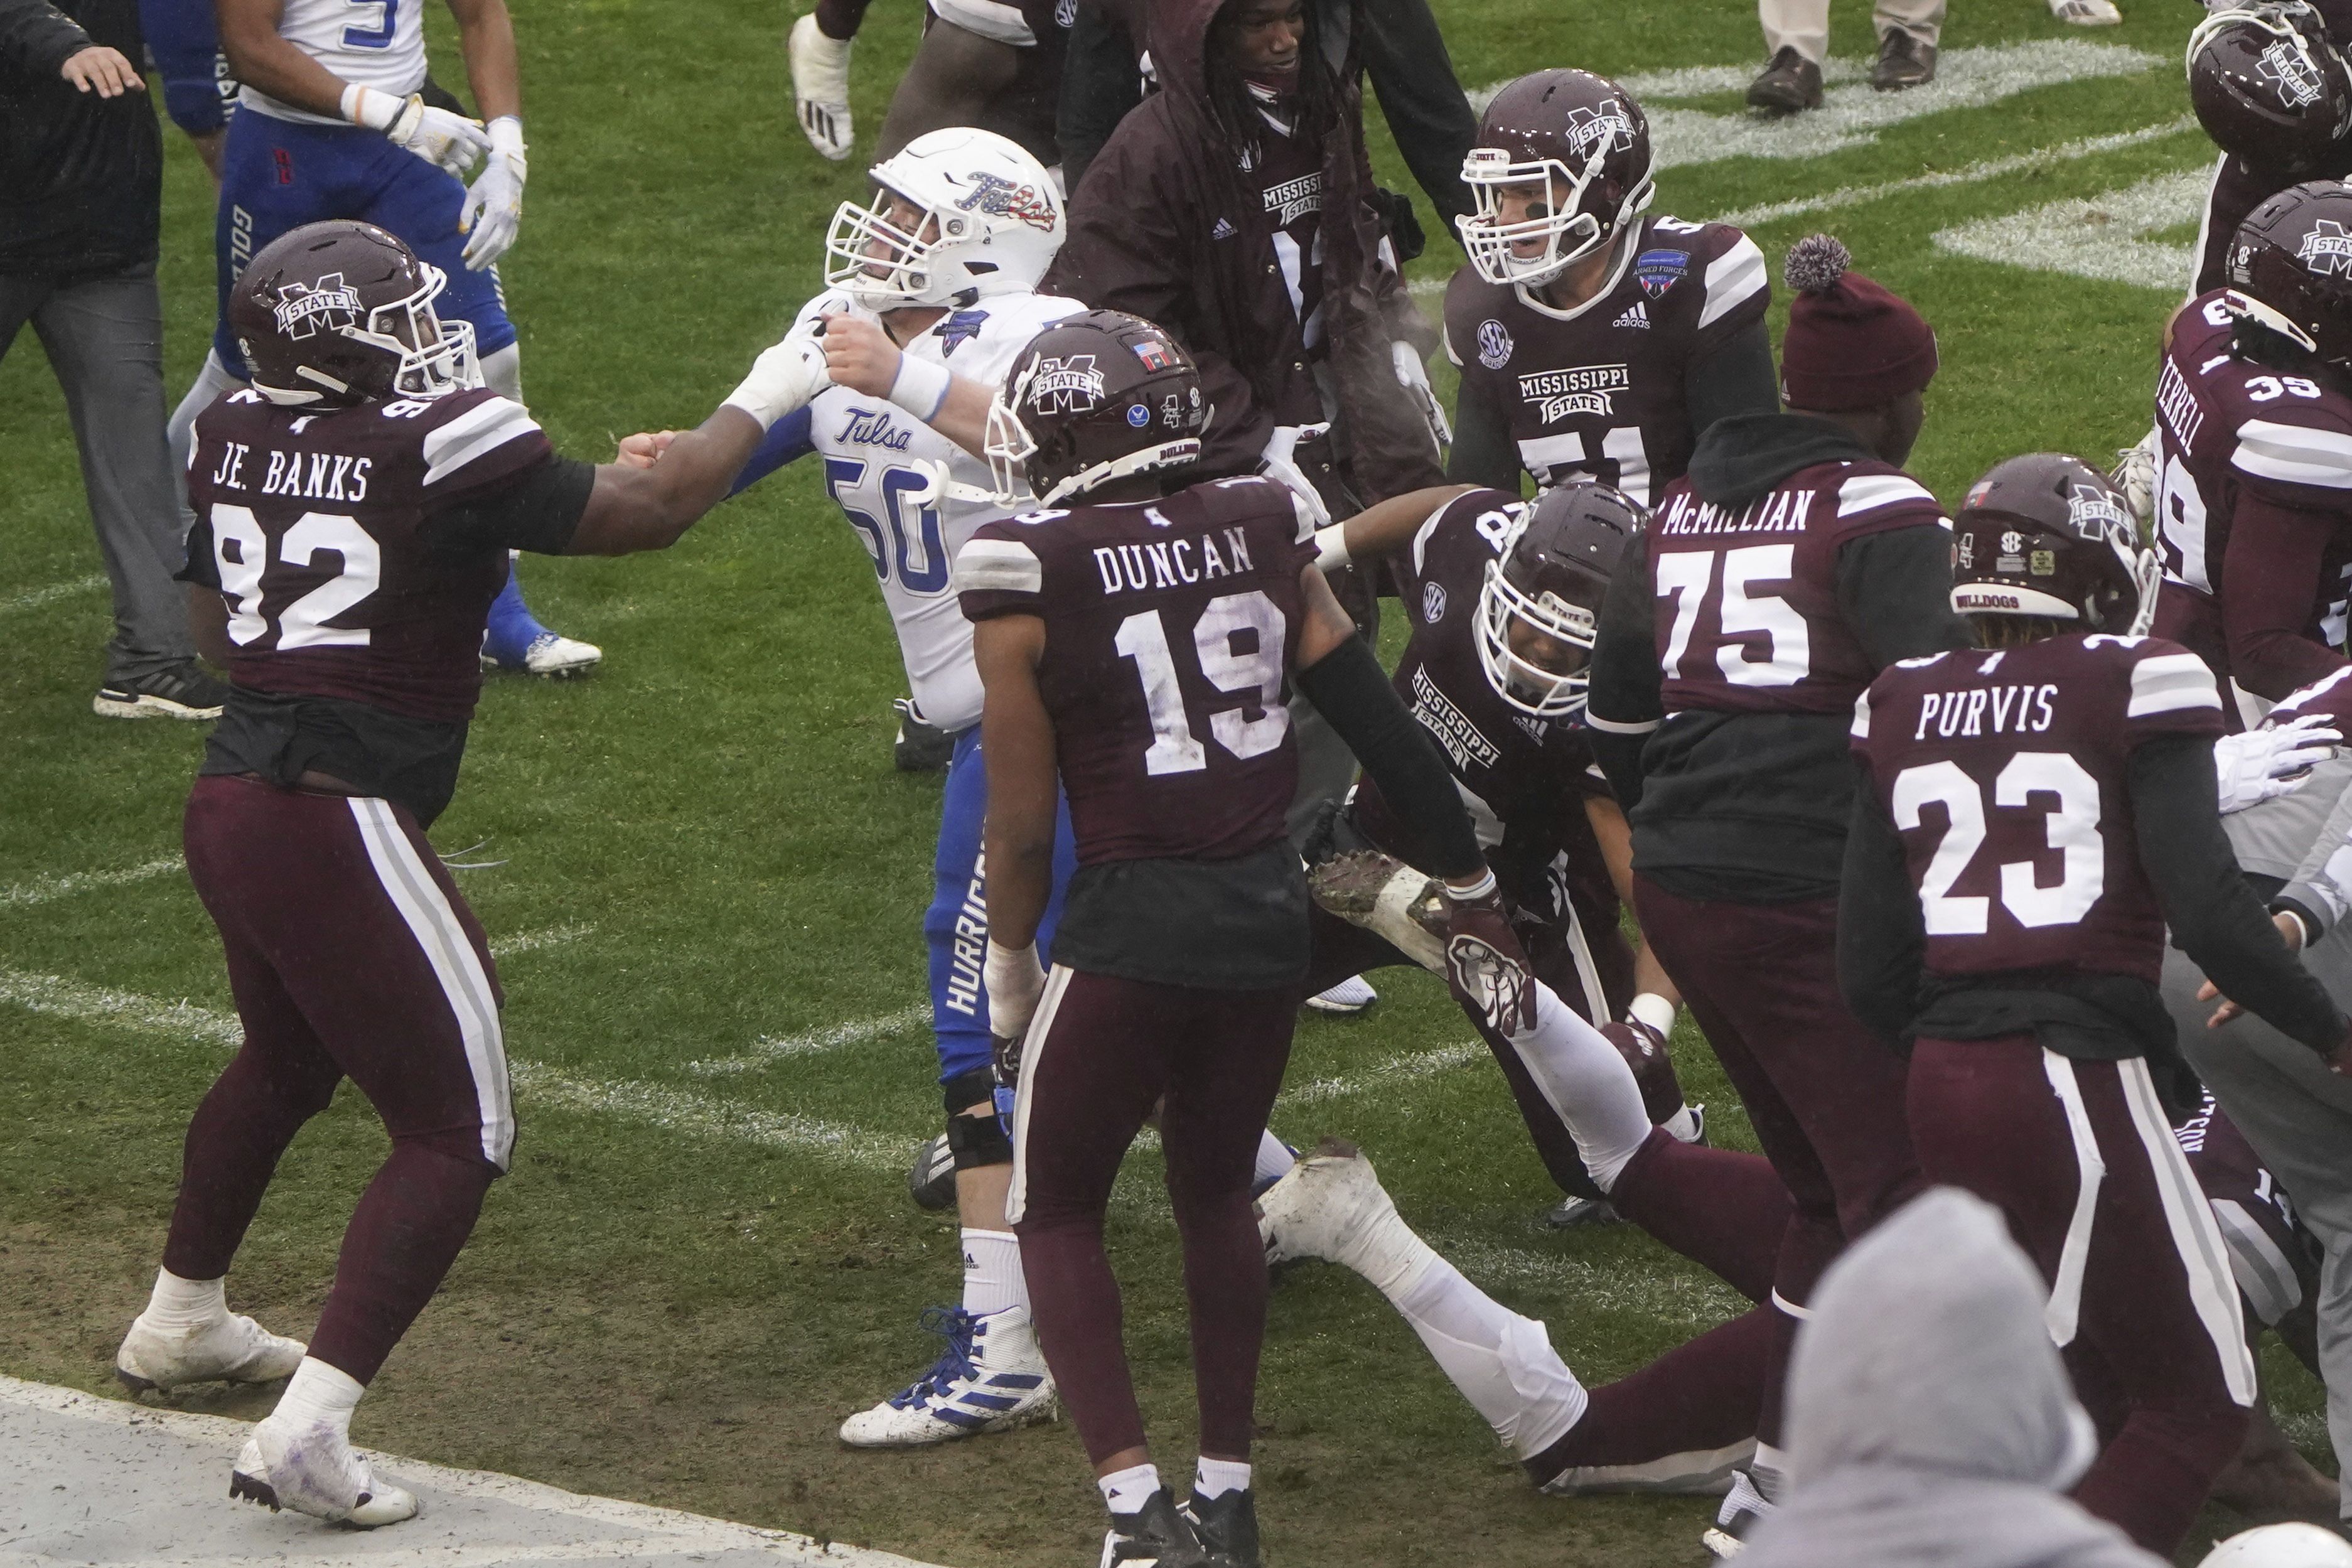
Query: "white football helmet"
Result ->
[[825, 127, 1065, 311], [2199, 1525, 2352, 1568]]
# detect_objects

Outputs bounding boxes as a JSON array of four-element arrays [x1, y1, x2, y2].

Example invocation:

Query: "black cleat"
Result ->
[[893, 698, 955, 773], [94, 662, 228, 720], [1184, 1488, 1262, 1568], [1745, 47, 1823, 114], [908, 1132, 957, 1211], [1103, 1489, 1211, 1567]]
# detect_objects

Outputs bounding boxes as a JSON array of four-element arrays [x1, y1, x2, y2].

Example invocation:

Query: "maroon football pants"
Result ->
[[1009, 967, 1298, 1465], [1909, 1038, 2254, 1554], [168, 775, 510, 1383]]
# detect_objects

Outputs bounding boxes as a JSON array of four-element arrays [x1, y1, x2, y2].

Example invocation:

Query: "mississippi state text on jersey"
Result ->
[[1852, 635, 2225, 982], [1443, 215, 1767, 503]]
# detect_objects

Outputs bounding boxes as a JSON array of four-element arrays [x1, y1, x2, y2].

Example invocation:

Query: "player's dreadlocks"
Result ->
[[1201, 0, 1341, 175]]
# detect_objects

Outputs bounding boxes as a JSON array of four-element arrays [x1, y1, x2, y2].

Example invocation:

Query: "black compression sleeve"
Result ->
[[2134, 733, 2349, 1058], [1684, 318, 1779, 435], [1837, 758, 1926, 1052], [1294, 636, 1483, 880], [1585, 526, 1662, 806], [421, 455, 594, 559], [1445, 368, 1522, 491], [1834, 524, 1972, 669]]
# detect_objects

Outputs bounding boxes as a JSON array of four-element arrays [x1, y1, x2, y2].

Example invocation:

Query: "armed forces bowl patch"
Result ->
[[1477, 319, 1513, 370], [1635, 249, 1690, 299]]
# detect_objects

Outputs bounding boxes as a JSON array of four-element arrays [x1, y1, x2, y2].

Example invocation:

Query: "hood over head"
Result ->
[[1147, 0, 1355, 121]]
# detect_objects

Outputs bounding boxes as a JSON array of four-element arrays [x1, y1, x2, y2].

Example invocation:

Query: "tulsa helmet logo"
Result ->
[[956, 173, 1058, 233], [273, 273, 362, 340], [1028, 354, 1105, 415], [1564, 100, 1636, 160], [2258, 37, 2325, 110], [2297, 218, 2352, 276]]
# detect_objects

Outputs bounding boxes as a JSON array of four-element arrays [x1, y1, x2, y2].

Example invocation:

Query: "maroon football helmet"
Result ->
[[2228, 179, 2352, 382], [228, 220, 476, 406], [1458, 69, 1655, 288], [2188, 2, 2352, 177], [985, 310, 1208, 505], [1952, 454, 2158, 636], [1474, 480, 1645, 717]]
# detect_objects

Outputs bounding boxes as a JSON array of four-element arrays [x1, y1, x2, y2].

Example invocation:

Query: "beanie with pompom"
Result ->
[[1778, 234, 1938, 412]]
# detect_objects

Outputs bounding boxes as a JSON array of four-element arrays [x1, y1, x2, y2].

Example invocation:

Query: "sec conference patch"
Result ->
[[1476, 319, 1513, 369]]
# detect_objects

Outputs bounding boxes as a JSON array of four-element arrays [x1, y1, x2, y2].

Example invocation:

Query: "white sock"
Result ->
[[1393, 1259, 1587, 1459], [1194, 1457, 1251, 1499], [1251, 1130, 1296, 1188], [271, 1357, 365, 1437], [1663, 1105, 1702, 1143], [144, 1268, 227, 1333], [1751, 1443, 1790, 1504], [962, 1227, 1025, 1318], [1508, 981, 1654, 1192], [1099, 1462, 1162, 1515]]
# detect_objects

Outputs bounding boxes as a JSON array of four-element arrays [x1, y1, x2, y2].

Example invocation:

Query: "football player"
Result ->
[[109, 219, 818, 1527], [788, 0, 873, 161], [1444, 70, 1776, 507], [874, 0, 1066, 166], [1582, 234, 1961, 1549], [139, 0, 236, 180], [2152, 182, 2352, 717], [1840, 452, 2352, 1554], [163, 0, 597, 679], [959, 308, 1533, 1567], [2184, 2, 2352, 298]]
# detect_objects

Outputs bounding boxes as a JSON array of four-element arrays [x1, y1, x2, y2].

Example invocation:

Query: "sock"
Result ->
[[962, 1227, 1024, 1318], [1250, 1130, 1296, 1189], [1393, 1257, 1587, 1458], [144, 1268, 227, 1332], [271, 1356, 365, 1437], [1751, 1442, 1790, 1504], [484, 557, 551, 660], [1100, 1462, 1162, 1515], [1338, 1189, 1442, 1301], [1510, 981, 1654, 1192], [1194, 1457, 1251, 1500]]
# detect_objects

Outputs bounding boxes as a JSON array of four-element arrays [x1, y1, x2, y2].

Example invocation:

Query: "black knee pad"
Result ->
[[947, 1107, 1012, 1169], [942, 1066, 996, 1116]]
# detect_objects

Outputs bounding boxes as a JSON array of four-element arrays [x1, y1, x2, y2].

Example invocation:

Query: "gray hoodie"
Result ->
[[1737, 1188, 2162, 1568]]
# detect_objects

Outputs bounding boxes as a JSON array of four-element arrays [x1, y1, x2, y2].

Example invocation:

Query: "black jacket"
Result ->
[[1, 0, 159, 275]]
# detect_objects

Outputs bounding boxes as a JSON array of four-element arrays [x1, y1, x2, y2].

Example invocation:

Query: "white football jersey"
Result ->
[[240, 0, 429, 125], [803, 288, 1083, 734]]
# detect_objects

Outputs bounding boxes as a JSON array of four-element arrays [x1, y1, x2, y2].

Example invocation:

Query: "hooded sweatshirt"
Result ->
[[1044, 0, 1443, 502], [1737, 1188, 2161, 1568]]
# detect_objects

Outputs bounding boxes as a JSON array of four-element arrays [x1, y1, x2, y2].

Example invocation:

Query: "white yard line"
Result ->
[[489, 922, 597, 959], [1439, 1237, 1750, 1328], [0, 856, 183, 910], [0, 969, 243, 1048], [1930, 164, 2213, 291], [506, 1061, 903, 1173], [687, 1002, 931, 1077], [1277, 1040, 1482, 1107], [0, 573, 105, 617]]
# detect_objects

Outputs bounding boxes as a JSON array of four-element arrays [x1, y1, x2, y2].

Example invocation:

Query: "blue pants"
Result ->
[[212, 110, 515, 372], [928, 726, 1075, 1087]]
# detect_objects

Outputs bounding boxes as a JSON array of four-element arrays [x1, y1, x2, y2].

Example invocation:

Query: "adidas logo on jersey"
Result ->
[[1211, 218, 1238, 240], [1613, 302, 1650, 330]]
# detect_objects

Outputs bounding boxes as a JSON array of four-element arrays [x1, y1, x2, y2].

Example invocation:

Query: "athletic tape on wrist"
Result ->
[[887, 353, 954, 423], [1313, 523, 1351, 573], [1444, 867, 1498, 903], [1625, 992, 1676, 1038]]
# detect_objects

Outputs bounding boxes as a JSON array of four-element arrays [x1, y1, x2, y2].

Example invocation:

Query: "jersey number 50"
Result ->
[[824, 458, 950, 594]]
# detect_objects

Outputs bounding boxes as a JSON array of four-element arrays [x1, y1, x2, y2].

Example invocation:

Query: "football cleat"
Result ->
[[1102, 1489, 1211, 1568], [1303, 975, 1378, 1015], [115, 1310, 306, 1393], [481, 629, 602, 677], [1255, 1138, 1424, 1291], [1306, 850, 1447, 972], [1544, 1196, 1624, 1228], [908, 1132, 957, 1211], [789, 13, 855, 161], [1183, 1488, 1260, 1568], [93, 662, 228, 721], [2049, 0, 2120, 22], [231, 1419, 419, 1528], [1700, 1468, 1773, 1558], [838, 1305, 1056, 1447]]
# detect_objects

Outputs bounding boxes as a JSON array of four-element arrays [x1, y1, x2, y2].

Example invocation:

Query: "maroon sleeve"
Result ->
[[2222, 490, 2349, 699], [1688, 222, 1771, 359], [416, 392, 556, 510], [954, 520, 1052, 623]]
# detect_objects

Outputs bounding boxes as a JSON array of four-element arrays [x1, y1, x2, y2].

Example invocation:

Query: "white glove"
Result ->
[[2110, 424, 2158, 527], [459, 117, 527, 271], [721, 331, 831, 431], [984, 938, 1046, 1066], [345, 85, 489, 176], [2215, 712, 2341, 814], [1393, 339, 1451, 453], [1259, 422, 1332, 529]]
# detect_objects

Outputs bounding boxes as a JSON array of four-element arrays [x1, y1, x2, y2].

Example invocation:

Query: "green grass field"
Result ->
[[0, 1, 2333, 1563]]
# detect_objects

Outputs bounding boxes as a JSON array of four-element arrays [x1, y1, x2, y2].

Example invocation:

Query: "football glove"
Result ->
[[1441, 869, 1537, 1036], [722, 331, 832, 431], [2109, 427, 2157, 527], [459, 117, 527, 271], [2216, 712, 2339, 815], [984, 939, 1046, 1088], [1392, 339, 1451, 453], [345, 86, 489, 176], [1259, 423, 1333, 529]]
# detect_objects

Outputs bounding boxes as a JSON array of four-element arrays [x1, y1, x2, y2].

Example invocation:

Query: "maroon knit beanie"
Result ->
[[1779, 235, 1938, 412]]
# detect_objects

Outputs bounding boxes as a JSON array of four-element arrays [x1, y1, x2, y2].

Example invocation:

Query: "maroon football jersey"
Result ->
[[957, 474, 1318, 866], [1645, 458, 1947, 716], [1442, 214, 1768, 505], [1351, 486, 1617, 926], [183, 385, 552, 724], [2267, 661, 2352, 730], [2176, 1090, 2320, 1331], [1249, 115, 1328, 355], [1854, 634, 2225, 985], [2152, 288, 2352, 685], [926, 0, 1068, 166]]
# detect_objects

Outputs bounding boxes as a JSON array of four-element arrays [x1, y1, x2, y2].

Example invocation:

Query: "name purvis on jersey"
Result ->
[[239, 0, 428, 126], [802, 287, 1084, 735]]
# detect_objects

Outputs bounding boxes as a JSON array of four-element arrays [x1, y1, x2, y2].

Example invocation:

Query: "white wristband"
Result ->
[[1625, 992, 1677, 1038], [1313, 523, 1351, 572], [488, 115, 525, 156], [1442, 867, 1498, 903], [887, 353, 954, 423], [342, 83, 400, 130]]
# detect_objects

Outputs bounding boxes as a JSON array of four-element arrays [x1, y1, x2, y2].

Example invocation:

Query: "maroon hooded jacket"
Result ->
[[1044, 0, 1443, 503]]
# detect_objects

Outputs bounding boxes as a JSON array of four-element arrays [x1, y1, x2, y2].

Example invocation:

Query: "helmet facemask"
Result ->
[[1457, 145, 1651, 290], [984, 363, 1043, 505], [825, 184, 953, 310], [1475, 554, 1598, 718], [251, 258, 475, 405]]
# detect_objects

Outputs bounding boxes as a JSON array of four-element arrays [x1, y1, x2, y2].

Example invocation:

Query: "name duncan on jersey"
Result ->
[[1655, 486, 1815, 536], [1090, 525, 1259, 594], [206, 438, 373, 503]]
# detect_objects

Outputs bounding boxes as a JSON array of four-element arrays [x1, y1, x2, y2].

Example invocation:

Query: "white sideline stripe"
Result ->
[[687, 1002, 931, 1077], [0, 573, 106, 616], [1931, 166, 2213, 292], [0, 1375, 949, 1568], [0, 968, 243, 1047], [490, 921, 597, 959], [1711, 117, 2196, 227], [1277, 1041, 1481, 1106], [0, 856, 183, 909], [1442, 1237, 1749, 1327]]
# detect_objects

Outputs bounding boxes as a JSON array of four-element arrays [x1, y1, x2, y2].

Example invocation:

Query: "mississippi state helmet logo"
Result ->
[[2298, 218, 2352, 276], [272, 272, 362, 340], [2259, 36, 2326, 109], [1564, 99, 1636, 159], [2067, 480, 2131, 544], [1028, 354, 1105, 414]]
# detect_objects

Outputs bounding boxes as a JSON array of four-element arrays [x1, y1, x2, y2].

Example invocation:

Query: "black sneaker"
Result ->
[[908, 1132, 957, 1211], [94, 662, 228, 720], [1871, 29, 1936, 90], [1745, 47, 1823, 114], [1104, 1489, 1211, 1567], [893, 697, 955, 773], [1184, 1488, 1262, 1568]]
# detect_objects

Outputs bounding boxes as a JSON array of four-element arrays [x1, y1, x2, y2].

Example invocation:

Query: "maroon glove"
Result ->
[[1442, 871, 1537, 1035]]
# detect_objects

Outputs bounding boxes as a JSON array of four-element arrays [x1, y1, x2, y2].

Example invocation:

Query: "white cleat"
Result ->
[[789, 13, 856, 161], [1303, 975, 1378, 1014], [115, 1312, 306, 1394], [518, 631, 601, 677], [1700, 1468, 1774, 1558], [838, 1305, 1056, 1447], [1307, 850, 1447, 972], [232, 1419, 419, 1528], [2048, 0, 2120, 23], [1254, 1138, 1422, 1285]]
